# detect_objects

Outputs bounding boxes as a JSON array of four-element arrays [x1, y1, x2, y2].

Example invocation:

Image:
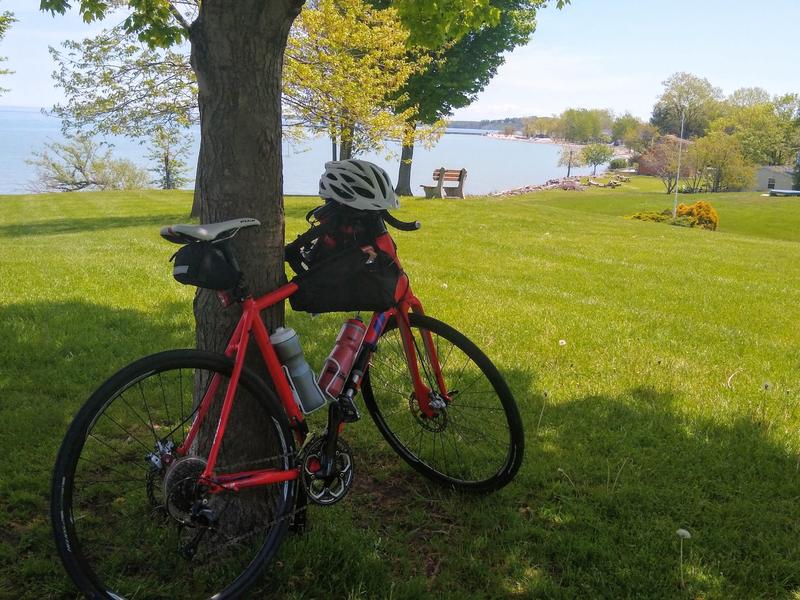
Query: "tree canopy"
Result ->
[[651, 72, 723, 139], [284, 0, 424, 160], [687, 131, 754, 192], [581, 143, 614, 175], [50, 26, 197, 138]]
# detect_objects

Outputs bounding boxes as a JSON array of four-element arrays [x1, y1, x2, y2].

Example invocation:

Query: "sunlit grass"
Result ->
[[1, 178, 799, 598]]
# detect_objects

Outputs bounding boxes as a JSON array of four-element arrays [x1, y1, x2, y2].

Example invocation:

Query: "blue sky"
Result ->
[[0, 0, 798, 120]]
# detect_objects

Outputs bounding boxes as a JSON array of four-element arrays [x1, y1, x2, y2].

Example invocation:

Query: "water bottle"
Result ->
[[318, 318, 367, 400], [269, 327, 327, 414]]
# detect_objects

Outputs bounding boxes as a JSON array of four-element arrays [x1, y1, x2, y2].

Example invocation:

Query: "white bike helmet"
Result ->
[[319, 159, 400, 210]]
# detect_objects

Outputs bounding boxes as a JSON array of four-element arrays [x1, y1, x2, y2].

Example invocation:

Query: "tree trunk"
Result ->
[[190, 1, 302, 354], [187, 0, 304, 485], [395, 122, 416, 196], [190, 145, 203, 218], [339, 135, 353, 160]]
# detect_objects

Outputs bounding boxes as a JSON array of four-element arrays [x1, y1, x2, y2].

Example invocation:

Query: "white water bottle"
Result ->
[[269, 327, 327, 414]]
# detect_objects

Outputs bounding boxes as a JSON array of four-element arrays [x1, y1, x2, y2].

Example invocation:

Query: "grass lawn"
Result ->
[[1, 178, 799, 598]]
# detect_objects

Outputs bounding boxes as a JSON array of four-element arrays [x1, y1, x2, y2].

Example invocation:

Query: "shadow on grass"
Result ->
[[0, 213, 191, 238], [265, 382, 800, 599], [4, 307, 799, 600], [0, 299, 198, 598]]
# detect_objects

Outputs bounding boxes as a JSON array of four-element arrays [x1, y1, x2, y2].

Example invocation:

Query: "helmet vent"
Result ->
[[352, 185, 375, 199]]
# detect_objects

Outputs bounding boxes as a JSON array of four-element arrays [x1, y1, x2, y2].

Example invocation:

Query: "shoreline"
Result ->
[[485, 132, 632, 159]]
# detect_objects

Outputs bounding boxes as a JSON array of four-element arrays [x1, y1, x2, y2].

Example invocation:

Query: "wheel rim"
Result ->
[[365, 319, 516, 487], [59, 359, 292, 599]]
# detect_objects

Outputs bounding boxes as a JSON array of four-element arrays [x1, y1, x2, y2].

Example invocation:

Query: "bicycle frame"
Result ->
[[175, 263, 448, 494]]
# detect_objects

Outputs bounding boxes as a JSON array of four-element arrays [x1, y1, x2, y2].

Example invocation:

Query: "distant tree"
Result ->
[[651, 72, 723, 138], [710, 95, 800, 166], [581, 143, 614, 175], [147, 127, 191, 190], [502, 124, 516, 136], [523, 115, 560, 138], [0, 4, 15, 94], [638, 136, 685, 194], [558, 145, 584, 177], [727, 86, 772, 108], [558, 108, 611, 143], [27, 134, 149, 192], [611, 113, 640, 144], [611, 113, 658, 154], [688, 132, 754, 192]]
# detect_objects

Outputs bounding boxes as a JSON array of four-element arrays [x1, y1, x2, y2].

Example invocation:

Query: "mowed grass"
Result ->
[[1, 178, 799, 599]]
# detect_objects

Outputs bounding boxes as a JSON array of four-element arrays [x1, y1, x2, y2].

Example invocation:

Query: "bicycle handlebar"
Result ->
[[382, 211, 421, 232]]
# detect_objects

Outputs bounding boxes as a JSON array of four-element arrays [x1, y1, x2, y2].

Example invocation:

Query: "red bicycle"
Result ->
[[52, 204, 524, 599]]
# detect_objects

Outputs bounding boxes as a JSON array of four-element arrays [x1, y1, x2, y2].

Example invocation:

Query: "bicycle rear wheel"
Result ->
[[362, 313, 524, 493], [51, 350, 295, 600]]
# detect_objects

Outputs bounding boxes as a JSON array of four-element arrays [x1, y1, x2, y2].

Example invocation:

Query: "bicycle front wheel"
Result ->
[[51, 350, 296, 600], [362, 313, 524, 493]]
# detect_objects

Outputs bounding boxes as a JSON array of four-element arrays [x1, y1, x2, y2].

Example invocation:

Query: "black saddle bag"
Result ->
[[171, 241, 242, 290]]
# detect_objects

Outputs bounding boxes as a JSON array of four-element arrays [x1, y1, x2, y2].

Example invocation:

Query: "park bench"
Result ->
[[421, 167, 467, 199]]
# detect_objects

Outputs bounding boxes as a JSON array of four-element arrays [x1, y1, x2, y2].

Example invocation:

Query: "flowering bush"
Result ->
[[627, 200, 718, 231], [676, 201, 719, 230]]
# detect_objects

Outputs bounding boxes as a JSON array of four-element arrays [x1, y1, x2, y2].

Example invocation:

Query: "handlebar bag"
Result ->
[[171, 241, 242, 290], [289, 245, 400, 314]]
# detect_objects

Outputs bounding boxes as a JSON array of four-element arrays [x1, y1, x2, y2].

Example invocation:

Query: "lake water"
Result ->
[[0, 106, 601, 195]]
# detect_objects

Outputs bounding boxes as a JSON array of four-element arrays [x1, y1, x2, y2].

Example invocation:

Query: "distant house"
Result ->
[[752, 166, 793, 191]]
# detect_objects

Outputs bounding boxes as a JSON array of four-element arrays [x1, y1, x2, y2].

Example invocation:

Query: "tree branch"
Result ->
[[167, 1, 191, 32]]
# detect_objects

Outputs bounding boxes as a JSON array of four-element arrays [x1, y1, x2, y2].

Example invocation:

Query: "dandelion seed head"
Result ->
[[676, 528, 691, 539]]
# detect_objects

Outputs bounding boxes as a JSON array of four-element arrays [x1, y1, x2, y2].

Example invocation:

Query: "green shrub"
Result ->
[[628, 211, 670, 223], [670, 215, 695, 228], [609, 158, 628, 170]]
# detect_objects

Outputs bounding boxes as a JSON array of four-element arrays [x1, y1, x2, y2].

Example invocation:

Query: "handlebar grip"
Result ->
[[382, 211, 421, 232]]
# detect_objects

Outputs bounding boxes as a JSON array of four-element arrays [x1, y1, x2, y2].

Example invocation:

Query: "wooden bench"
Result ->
[[421, 167, 467, 199]]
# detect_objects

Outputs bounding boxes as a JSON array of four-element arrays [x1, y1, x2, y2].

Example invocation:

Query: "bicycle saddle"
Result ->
[[160, 218, 261, 244]]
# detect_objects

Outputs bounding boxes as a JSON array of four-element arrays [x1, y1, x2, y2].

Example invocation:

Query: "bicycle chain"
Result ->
[[155, 448, 308, 562]]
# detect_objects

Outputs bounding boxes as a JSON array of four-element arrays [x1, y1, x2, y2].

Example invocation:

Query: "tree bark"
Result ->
[[190, 0, 302, 354], [395, 123, 416, 196], [190, 145, 202, 217], [187, 0, 305, 485]]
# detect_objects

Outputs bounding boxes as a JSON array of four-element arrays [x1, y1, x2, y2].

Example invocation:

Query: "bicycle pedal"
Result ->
[[337, 397, 360, 423]]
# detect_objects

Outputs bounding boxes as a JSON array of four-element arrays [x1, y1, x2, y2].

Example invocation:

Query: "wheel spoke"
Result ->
[[363, 315, 522, 491], [54, 354, 295, 600]]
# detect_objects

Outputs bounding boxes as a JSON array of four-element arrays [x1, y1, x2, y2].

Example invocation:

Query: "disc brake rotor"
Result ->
[[408, 393, 448, 432]]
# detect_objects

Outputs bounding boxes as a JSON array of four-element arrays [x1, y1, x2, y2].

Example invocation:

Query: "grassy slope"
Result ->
[[1, 180, 799, 599]]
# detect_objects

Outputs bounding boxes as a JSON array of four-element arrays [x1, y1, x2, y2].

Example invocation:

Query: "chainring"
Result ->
[[300, 436, 354, 507]]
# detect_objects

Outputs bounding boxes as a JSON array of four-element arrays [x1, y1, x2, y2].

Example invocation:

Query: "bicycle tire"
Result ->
[[361, 313, 524, 493], [51, 350, 296, 600]]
